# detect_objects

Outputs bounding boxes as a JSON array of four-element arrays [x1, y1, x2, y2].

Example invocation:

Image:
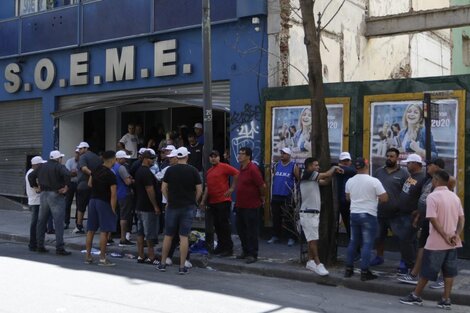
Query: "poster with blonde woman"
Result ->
[[369, 99, 458, 177], [271, 105, 344, 166]]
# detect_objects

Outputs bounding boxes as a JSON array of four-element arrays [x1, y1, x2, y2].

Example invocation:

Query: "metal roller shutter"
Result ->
[[0, 99, 42, 197]]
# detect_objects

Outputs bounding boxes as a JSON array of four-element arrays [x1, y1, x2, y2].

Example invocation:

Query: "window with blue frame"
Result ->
[[17, 0, 80, 15]]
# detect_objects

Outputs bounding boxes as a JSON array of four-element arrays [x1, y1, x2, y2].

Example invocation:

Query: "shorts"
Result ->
[[421, 249, 458, 281], [76, 188, 91, 213], [118, 194, 133, 220], [164, 206, 194, 237], [136, 211, 159, 240], [418, 220, 430, 248], [299, 211, 320, 241], [86, 198, 117, 232]]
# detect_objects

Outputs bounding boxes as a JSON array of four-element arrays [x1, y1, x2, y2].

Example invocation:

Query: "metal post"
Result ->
[[202, 0, 213, 175], [423, 93, 432, 163]]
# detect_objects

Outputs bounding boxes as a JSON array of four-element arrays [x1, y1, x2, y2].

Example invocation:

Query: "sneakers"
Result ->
[[430, 278, 445, 289], [267, 236, 279, 244], [56, 249, 72, 256], [287, 238, 295, 247], [185, 260, 193, 268], [84, 257, 93, 264], [98, 258, 116, 267], [397, 273, 419, 285], [72, 226, 85, 234], [156, 263, 167, 272], [106, 239, 114, 246], [37, 247, 49, 253], [360, 270, 378, 281], [397, 260, 409, 275], [370, 256, 384, 266], [314, 263, 329, 276], [437, 298, 451, 310], [178, 266, 189, 275], [344, 267, 354, 278], [118, 239, 135, 247], [245, 256, 257, 264], [165, 257, 173, 266], [399, 293, 423, 306], [306, 260, 317, 272]]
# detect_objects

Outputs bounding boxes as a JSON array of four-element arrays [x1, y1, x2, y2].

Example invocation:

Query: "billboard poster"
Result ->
[[269, 103, 347, 168], [364, 91, 465, 200]]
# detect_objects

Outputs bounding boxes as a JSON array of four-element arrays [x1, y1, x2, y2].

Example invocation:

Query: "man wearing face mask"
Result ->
[[371, 148, 408, 266]]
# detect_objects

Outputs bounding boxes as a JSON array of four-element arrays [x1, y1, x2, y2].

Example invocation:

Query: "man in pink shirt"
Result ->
[[400, 170, 465, 309]]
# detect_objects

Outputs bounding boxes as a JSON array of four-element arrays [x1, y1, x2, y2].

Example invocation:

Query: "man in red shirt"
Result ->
[[234, 147, 266, 264], [200, 150, 239, 256]]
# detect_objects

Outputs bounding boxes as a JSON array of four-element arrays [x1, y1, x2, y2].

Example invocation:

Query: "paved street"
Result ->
[[0, 240, 468, 313]]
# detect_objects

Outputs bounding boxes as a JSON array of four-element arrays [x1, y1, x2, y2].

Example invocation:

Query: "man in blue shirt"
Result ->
[[268, 147, 299, 246]]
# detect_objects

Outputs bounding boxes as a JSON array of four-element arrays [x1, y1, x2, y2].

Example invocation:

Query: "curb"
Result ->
[[2, 231, 469, 307]]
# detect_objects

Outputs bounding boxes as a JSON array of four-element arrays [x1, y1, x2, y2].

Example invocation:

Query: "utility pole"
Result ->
[[202, 0, 213, 175]]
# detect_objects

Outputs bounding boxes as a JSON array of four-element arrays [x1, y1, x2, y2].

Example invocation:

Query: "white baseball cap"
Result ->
[[176, 147, 191, 158], [163, 145, 176, 151], [31, 156, 46, 165], [167, 149, 178, 158], [339, 152, 352, 161], [138, 147, 147, 155], [194, 123, 203, 129], [49, 150, 65, 159], [280, 147, 292, 155], [76, 142, 90, 149], [116, 150, 130, 159], [403, 153, 424, 165]]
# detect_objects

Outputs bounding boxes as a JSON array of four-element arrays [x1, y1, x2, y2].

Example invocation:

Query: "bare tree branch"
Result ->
[[320, 0, 346, 31]]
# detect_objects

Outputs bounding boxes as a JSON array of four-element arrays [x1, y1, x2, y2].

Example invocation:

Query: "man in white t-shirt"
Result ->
[[299, 157, 343, 276], [26, 156, 46, 251], [119, 123, 138, 159], [345, 158, 388, 281]]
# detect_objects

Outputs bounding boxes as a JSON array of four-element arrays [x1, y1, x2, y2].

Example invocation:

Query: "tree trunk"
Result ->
[[298, 0, 336, 265]]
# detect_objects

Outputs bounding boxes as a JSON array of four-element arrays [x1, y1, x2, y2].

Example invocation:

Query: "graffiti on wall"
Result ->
[[231, 103, 262, 163]]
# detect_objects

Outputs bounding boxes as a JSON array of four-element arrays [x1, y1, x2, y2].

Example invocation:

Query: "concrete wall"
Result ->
[[451, 0, 470, 74], [268, 0, 454, 86]]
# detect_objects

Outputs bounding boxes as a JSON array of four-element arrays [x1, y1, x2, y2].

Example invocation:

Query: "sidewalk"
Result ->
[[1, 203, 469, 306]]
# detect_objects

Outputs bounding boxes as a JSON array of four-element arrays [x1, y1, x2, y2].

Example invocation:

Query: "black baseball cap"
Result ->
[[141, 150, 156, 160], [354, 157, 368, 169], [428, 158, 445, 169], [209, 150, 220, 157]]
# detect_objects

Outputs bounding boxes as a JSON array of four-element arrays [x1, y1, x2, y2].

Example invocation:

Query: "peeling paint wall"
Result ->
[[268, 0, 455, 86]]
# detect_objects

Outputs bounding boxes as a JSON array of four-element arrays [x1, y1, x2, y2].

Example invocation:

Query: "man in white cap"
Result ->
[[112, 150, 135, 246], [268, 147, 299, 246], [64, 149, 80, 230], [28, 150, 71, 255], [393, 153, 426, 274], [74, 141, 102, 234], [158, 147, 203, 274], [25, 156, 46, 251], [118, 123, 138, 159], [336, 151, 356, 241], [194, 123, 204, 145]]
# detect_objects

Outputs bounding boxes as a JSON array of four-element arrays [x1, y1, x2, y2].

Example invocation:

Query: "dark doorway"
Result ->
[[84, 109, 106, 154]]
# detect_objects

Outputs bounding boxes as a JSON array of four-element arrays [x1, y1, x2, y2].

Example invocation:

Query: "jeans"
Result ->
[[207, 201, 234, 253], [346, 213, 378, 270], [29, 205, 40, 249], [389, 214, 417, 269], [235, 207, 259, 258], [37, 191, 66, 250], [270, 196, 294, 239]]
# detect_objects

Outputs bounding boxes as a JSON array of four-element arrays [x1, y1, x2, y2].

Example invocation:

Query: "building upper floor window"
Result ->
[[17, 0, 81, 16]]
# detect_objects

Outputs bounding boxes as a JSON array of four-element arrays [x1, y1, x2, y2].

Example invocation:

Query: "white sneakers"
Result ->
[[165, 257, 192, 268], [306, 260, 329, 276]]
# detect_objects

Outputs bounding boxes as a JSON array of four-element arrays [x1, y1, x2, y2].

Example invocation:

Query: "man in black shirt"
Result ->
[[187, 132, 203, 173], [84, 151, 118, 266], [134, 150, 161, 264], [158, 147, 202, 274], [28, 150, 71, 255]]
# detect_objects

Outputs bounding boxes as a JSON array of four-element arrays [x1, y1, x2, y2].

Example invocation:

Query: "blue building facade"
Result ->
[[0, 0, 267, 196]]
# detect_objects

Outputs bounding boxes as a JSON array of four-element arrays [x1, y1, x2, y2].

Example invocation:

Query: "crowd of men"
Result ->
[[25, 130, 465, 307]]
